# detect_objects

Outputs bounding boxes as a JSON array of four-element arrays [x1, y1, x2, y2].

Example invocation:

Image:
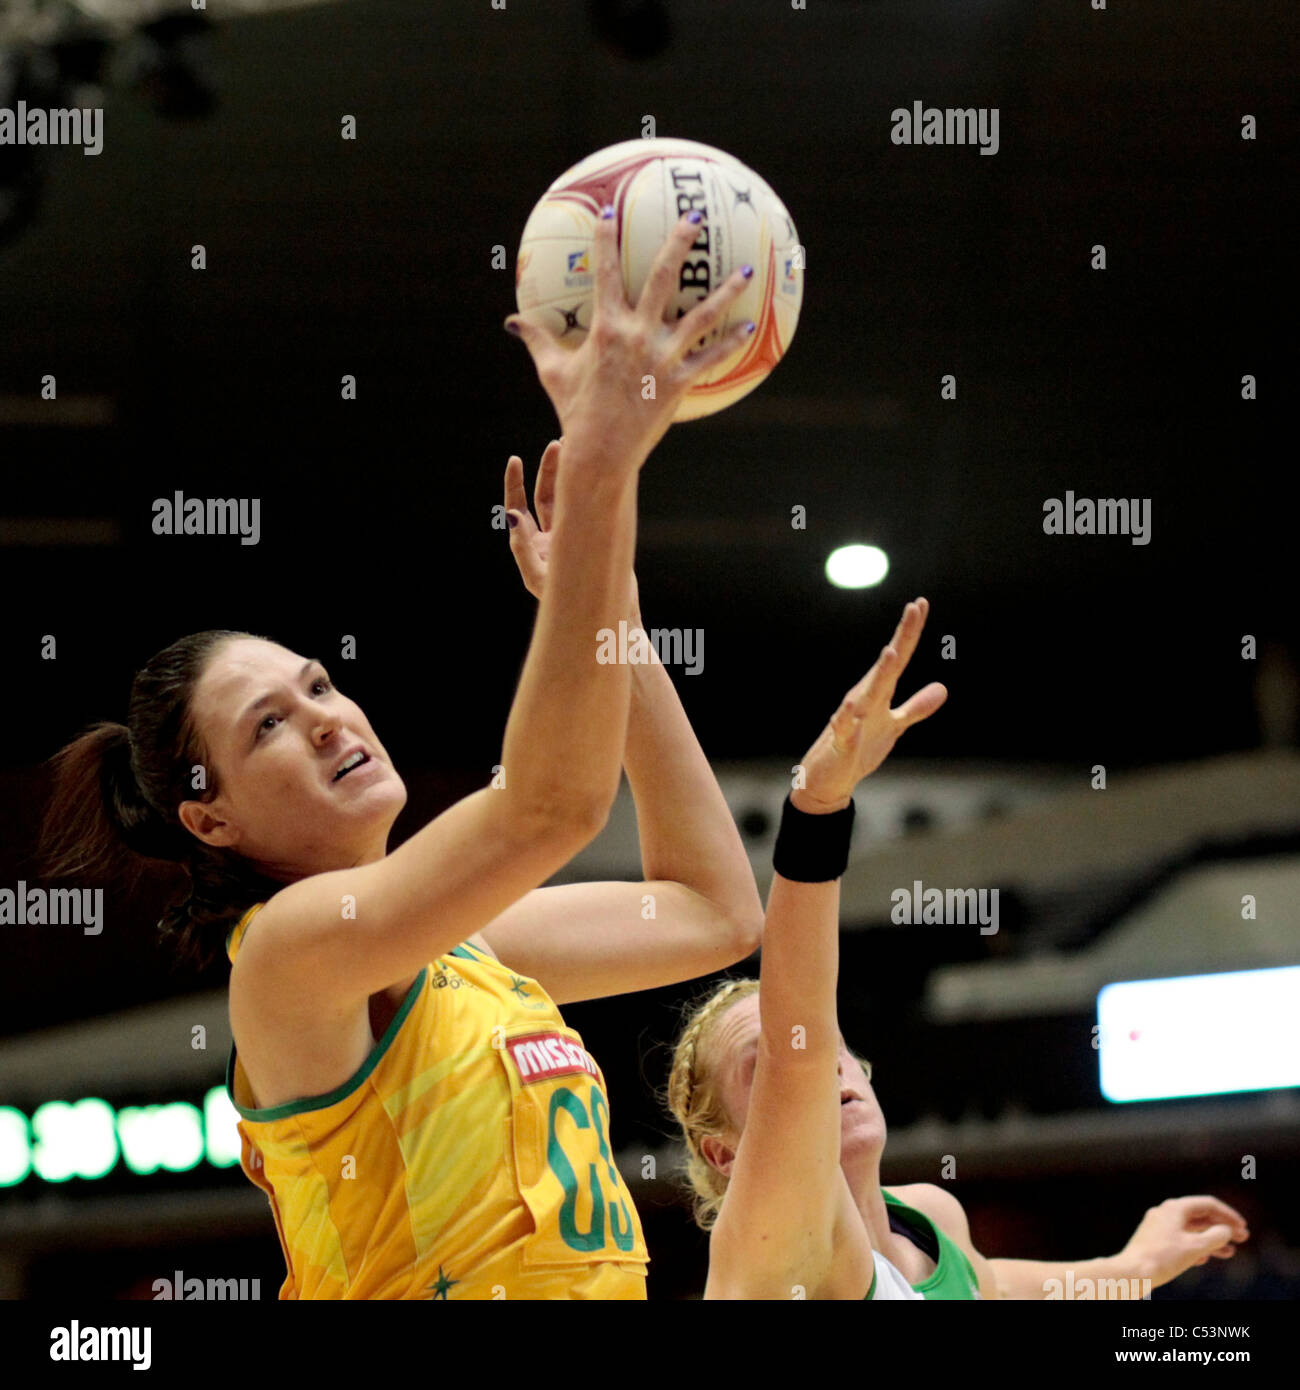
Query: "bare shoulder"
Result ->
[[466, 931, 498, 961], [230, 882, 369, 1007], [228, 898, 375, 1109], [226, 900, 275, 997], [228, 897, 301, 1002], [888, 1182, 1000, 1300], [228, 894, 356, 1024], [888, 1183, 972, 1242]]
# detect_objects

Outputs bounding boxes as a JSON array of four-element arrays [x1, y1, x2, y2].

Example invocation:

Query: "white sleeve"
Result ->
[[869, 1250, 925, 1301]]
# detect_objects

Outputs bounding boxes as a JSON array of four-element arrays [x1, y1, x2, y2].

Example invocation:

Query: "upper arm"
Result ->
[[892, 1184, 1002, 1300], [475, 879, 756, 1005], [239, 786, 598, 1004], [707, 1039, 864, 1295], [705, 866, 852, 1292]]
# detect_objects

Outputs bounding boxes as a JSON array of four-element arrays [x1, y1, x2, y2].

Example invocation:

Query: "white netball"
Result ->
[[515, 137, 803, 421]]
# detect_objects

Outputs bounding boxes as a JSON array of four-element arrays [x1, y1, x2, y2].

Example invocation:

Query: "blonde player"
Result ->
[[667, 598, 1250, 1299], [40, 207, 764, 1299]]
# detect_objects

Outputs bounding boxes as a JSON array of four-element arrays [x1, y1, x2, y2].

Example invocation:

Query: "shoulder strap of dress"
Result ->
[[225, 902, 267, 964]]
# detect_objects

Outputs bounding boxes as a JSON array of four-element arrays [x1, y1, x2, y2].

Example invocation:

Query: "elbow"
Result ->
[[523, 791, 612, 851], [727, 874, 765, 961], [702, 895, 761, 966], [570, 793, 613, 844], [729, 906, 763, 963], [681, 884, 762, 966]]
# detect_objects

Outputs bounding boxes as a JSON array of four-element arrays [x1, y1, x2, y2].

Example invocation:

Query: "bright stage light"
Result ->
[[826, 543, 889, 590], [1098, 965, 1300, 1103]]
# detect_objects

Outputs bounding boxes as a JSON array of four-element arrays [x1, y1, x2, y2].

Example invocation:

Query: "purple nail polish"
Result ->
[[745, 320, 756, 334], [600, 204, 615, 219], [505, 320, 521, 336], [506, 512, 518, 529], [741, 264, 754, 279], [686, 210, 703, 224]]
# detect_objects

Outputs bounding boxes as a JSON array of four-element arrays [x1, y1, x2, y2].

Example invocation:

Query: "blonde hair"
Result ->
[[665, 977, 760, 1231], [665, 977, 875, 1231]]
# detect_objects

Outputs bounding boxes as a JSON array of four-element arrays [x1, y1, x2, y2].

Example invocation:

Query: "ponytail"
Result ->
[[41, 722, 187, 886], [38, 630, 283, 970]]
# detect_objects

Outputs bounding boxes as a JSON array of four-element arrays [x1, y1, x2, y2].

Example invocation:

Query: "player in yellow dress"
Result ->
[[40, 207, 764, 1298]]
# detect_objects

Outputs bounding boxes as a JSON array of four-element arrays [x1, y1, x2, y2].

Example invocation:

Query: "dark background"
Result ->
[[0, 0, 1295, 1302]]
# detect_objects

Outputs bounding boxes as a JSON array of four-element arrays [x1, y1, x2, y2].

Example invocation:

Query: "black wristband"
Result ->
[[772, 793, 856, 882]]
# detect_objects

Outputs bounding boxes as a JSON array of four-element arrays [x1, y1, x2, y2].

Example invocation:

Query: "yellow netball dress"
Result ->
[[224, 903, 648, 1299]]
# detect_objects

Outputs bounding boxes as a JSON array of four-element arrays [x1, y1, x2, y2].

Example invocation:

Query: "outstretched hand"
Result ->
[[503, 440, 559, 600], [1117, 1196, 1250, 1288], [795, 598, 947, 810], [503, 438, 639, 613], [504, 209, 755, 473]]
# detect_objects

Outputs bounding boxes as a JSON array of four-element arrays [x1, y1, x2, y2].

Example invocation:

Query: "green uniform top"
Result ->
[[864, 1189, 982, 1300]]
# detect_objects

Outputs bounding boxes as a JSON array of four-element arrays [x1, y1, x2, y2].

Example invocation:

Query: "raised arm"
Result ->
[[471, 444, 763, 1003], [708, 599, 947, 1298], [244, 209, 756, 1002]]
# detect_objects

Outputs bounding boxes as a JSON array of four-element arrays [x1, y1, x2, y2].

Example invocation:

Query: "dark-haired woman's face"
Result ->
[[177, 638, 407, 878]]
